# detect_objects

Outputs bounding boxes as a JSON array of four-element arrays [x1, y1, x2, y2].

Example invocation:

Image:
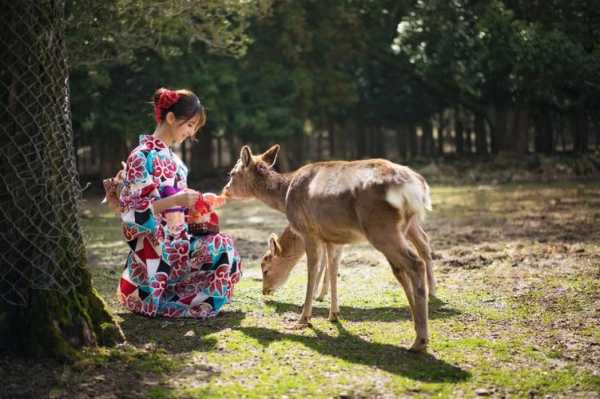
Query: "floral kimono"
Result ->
[[117, 135, 242, 319]]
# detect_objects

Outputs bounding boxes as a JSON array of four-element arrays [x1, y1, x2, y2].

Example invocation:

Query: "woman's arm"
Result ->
[[152, 189, 201, 215]]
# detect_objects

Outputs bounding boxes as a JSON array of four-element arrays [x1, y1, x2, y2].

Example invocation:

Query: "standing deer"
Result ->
[[223, 145, 434, 352]]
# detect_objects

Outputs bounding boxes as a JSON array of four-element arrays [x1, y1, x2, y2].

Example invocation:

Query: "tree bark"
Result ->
[[421, 119, 433, 157], [396, 125, 408, 161], [0, 0, 123, 359], [407, 123, 418, 159], [534, 107, 554, 154], [436, 113, 446, 156], [573, 101, 589, 153], [455, 109, 465, 155], [511, 108, 530, 154], [192, 127, 214, 177], [490, 106, 512, 153], [474, 112, 487, 155]]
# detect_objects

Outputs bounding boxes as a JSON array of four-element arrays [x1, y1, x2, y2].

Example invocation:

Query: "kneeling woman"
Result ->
[[117, 87, 242, 319]]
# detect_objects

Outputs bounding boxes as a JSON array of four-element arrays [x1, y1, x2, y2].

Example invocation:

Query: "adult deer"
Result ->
[[223, 145, 434, 352]]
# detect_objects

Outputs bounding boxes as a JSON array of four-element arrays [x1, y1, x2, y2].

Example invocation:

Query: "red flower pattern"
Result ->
[[140, 135, 167, 150], [123, 225, 138, 241], [190, 240, 212, 267], [129, 258, 148, 283], [150, 272, 168, 298], [152, 156, 177, 179], [141, 300, 157, 317], [166, 240, 189, 261], [208, 264, 230, 295], [126, 152, 147, 182]]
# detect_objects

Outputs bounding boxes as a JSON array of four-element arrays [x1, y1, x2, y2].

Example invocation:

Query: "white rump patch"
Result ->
[[385, 182, 430, 221]]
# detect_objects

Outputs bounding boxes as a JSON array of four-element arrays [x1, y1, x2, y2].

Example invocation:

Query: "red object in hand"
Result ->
[[188, 195, 220, 235], [193, 197, 211, 216]]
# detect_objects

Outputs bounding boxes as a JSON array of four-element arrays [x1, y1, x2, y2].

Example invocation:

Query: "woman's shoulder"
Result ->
[[127, 135, 170, 160]]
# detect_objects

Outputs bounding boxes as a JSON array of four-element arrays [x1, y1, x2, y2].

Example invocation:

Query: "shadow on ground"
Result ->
[[238, 322, 471, 383], [264, 296, 460, 322], [118, 310, 247, 354]]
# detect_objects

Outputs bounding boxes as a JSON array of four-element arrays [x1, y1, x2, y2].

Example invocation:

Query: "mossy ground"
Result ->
[[1, 181, 599, 398]]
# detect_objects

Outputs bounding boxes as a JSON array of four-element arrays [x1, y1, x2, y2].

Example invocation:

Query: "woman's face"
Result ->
[[171, 114, 202, 145]]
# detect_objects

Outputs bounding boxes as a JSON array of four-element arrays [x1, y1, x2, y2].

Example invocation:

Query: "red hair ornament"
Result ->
[[154, 89, 181, 123]]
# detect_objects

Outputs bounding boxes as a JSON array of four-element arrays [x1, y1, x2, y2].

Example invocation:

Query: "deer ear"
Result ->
[[262, 144, 280, 168], [240, 145, 252, 168], [268, 233, 281, 256]]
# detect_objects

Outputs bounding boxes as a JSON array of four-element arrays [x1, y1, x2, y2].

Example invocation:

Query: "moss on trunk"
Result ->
[[0, 266, 123, 360]]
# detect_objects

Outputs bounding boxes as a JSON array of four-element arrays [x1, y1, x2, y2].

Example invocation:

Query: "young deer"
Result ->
[[223, 145, 434, 352], [262, 226, 330, 301]]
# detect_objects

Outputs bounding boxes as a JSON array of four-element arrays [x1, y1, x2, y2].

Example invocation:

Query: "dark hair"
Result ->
[[153, 88, 206, 128]]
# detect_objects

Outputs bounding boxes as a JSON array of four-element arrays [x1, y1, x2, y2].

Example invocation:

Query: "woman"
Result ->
[[116, 87, 241, 319]]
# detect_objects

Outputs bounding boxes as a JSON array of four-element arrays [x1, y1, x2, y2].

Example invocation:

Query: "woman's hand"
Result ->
[[175, 189, 202, 209], [203, 192, 227, 208]]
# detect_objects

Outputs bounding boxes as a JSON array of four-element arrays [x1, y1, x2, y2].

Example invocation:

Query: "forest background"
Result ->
[[69, 0, 600, 185]]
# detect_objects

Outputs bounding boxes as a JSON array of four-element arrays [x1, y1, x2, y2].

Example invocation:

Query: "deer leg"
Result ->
[[291, 237, 324, 329], [407, 221, 436, 298], [395, 238, 429, 352], [386, 257, 416, 320], [314, 252, 329, 301], [326, 243, 342, 322], [366, 221, 429, 352]]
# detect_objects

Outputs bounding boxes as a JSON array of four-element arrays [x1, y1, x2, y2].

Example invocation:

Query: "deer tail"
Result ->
[[385, 180, 432, 223]]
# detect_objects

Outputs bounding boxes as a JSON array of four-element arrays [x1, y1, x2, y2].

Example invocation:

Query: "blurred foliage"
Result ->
[[67, 0, 600, 176]]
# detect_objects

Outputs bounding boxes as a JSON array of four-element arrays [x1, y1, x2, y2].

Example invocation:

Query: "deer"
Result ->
[[222, 145, 435, 352], [261, 219, 438, 304], [263, 225, 330, 301]]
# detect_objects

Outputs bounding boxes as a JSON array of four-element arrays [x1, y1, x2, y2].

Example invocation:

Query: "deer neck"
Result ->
[[254, 169, 293, 213], [279, 226, 305, 260]]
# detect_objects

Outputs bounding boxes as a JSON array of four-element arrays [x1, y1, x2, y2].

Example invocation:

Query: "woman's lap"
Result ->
[[118, 232, 242, 319]]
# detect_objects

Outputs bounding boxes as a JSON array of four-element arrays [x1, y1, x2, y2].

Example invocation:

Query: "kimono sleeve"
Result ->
[[120, 149, 161, 240]]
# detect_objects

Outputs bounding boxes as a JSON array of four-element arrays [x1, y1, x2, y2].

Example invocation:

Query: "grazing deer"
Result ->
[[223, 145, 434, 352], [263, 226, 330, 301]]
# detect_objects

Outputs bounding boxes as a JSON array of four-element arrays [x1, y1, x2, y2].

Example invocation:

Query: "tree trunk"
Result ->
[[396, 125, 408, 161], [573, 102, 589, 153], [437, 114, 446, 156], [455, 109, 465, 155], [511, 108, 530, 154], [596, 119, 600, 150], [192, 127, 214, 177], [491, 106, 512, 153], [421, 119, 433, 157], [408, 123, 418, 159], [355, 121, 367, 159], [0, 0, 122, 359], [464, 128, 473, 154], [534, 108, 554, 154], [327, 122, 336, 159], [474, 112, 487, 155]]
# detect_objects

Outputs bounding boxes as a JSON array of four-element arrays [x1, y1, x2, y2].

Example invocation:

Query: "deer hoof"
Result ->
[[315, 295, 326, 302], [328, 311, 340, 322], [287, 317, 310, 330], [408, 338, 428, 353]]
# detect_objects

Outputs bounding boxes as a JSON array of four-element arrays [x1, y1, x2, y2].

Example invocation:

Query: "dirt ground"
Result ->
[[1, 181, 599, 398]]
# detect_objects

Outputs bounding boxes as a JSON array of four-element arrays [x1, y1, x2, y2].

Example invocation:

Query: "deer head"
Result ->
[[260, 233, 298, 295], [222, 144, 280, 199]]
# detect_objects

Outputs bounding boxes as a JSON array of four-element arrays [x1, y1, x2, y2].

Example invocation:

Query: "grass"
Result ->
[[2, 181, 599, 398]]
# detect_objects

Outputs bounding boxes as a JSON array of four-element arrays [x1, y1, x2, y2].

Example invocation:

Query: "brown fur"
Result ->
[[262, 226, 330, 301], [223, 145, 434, 352]]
